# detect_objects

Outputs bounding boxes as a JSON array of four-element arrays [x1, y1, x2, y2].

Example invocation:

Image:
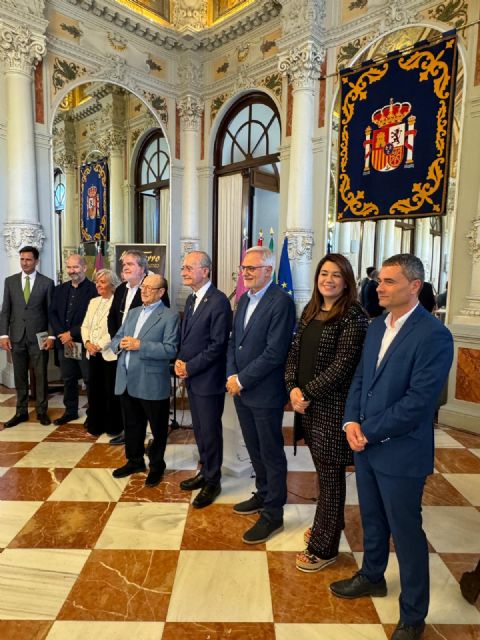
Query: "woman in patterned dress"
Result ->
[[285, 253, 369, 571]]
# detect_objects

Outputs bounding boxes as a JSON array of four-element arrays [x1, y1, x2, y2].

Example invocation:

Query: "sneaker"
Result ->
[[242, 515, 283, 544], [296, 549, 337, 573], [233, 492, 264, 515]]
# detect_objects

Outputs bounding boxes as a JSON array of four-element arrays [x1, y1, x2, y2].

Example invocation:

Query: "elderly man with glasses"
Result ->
[[227, 246, 296, 544], [111, 274, 179, 488]]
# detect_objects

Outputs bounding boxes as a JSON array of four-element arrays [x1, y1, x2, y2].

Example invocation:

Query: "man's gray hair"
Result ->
[[188, 250, 212, 273], [123, 250, 148, 273], [94, 268, 121, 290], [382, 253, 425, 284], [245, 246, 276, 269]]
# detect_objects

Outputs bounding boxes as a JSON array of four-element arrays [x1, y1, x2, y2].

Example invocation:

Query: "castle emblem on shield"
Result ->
[[363, 99, 417, 174], [87, 185, 100, 219]]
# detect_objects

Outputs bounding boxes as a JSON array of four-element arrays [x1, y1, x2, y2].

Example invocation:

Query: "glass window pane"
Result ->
[[250, 123, 267, 157], [251, 103, 272, 126], [235, 123, 249, 158], [268, 119, 280, 154], [228, 107, 249, 137], [142, 193, 158, 243]]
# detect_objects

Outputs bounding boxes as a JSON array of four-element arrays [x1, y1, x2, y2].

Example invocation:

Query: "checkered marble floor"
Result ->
[[0, 386, 479, 639]]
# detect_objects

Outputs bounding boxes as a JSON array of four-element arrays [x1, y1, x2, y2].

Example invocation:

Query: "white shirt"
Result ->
[[192, 281, 211, 313], [377, 303, 419, 367], [22, 270, 37, 290], [123, 282, 141, 325]]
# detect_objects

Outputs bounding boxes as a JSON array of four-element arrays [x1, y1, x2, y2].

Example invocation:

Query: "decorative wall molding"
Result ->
[[178, 95, 204, 131], [286, 229, 314, 262], [178, 59, 204, 93], [466, 218, 480, 264], [278, 42, 324, 91], [172, 0, 208, 33], [279, 0, 326, 44], [0, 23, 45, 74], [3, 221, 46, 255]]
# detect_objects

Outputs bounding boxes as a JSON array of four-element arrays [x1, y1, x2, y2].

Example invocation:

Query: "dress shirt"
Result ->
[[123, 282, 141, 324], [376, 303, 419, 367], [192, 280, 211, 313], [22, 270, 37, 290], [244, 279, 272, 328], [125, 300, 163, 369]]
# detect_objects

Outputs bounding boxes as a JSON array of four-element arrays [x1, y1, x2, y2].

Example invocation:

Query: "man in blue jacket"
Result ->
[[330, 254, 453, 640], [227, 246, 296, 545]]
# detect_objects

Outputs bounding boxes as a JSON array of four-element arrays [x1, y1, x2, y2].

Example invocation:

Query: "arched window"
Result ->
[[135, 129, 170, 243], [214, 92, 281, 295], [54, 169, 66, 213]]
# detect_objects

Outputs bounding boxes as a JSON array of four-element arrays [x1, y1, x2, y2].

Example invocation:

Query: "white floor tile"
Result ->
[[345, 471, 359, 505], [14, 442, 92, 468], [423, 506, 480, 552], [46, 622, 165, 640], [167, 550, 273, 622], [0, 501, 42, 547], [434, 430, 465, 448], [164, 444, 199, 471], [285, 445, 315, 472], [444, 473, 480, 506], [275, 624, 388, 640], [0, 423, 56, 442], [47, 468, 130, 502], [95, 502, 189, 550]]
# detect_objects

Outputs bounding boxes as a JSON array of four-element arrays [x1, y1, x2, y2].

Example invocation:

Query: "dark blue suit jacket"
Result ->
[[344, 304, 453, 477], [177, 284, 232, 396], [49, 278, 98, 344], [227, 282, 296, 409]]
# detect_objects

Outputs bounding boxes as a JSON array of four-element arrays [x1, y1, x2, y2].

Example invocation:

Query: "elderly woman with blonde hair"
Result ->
[[81, 268, 123, 437]]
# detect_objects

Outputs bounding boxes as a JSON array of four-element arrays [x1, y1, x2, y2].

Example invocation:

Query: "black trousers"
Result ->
[[308, 461, 346, 560], [86, 355, 122, 436], [57, 348, 89, 415], [12, 335, 49, 414], [188, 390, 224, 485], [121, 391, 170, 472]]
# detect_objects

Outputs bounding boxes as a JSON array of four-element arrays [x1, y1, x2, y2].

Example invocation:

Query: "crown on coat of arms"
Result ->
[[88, 185, 97, 198], [371, 98, 412, 128]]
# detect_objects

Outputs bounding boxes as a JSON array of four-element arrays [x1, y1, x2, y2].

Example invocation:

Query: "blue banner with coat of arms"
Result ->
[[337, 32, 457, 222], [80, 159, 109, 241]]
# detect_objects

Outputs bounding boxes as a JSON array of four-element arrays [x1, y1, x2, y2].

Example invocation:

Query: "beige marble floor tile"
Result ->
[[285, 446, 315, 472], [0, 406, 25, 422], [210, 473, 257, 505], [166, 550, 273, 622], [282, 411, 294, 427], [346, 471, 359, 505], [275, 623, 388, 639], [14, 442, 92, 468], [434, 430, 465, 448], [0, 423, 54, 442], [95, 502, 189, 549], [164, 444, 200, 471], [470, 449, 480, 459], [0, 500, 42, 547], [0, 393, 15, 403], [443, 474, 480, 506], [46, 621, 165, 639], [265, 503, 315, 551], [0, 467, 8, 477], [422, 506, 480, 552], [47, 468, 129, 502], [0, 548, 90, 619]]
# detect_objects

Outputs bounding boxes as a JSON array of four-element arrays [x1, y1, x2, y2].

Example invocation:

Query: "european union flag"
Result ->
[[277, 236, 294, 299]]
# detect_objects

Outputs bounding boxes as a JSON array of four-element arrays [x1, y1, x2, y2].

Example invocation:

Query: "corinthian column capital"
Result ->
[[0, 23, 45, 74], [278, 42, 324, 91], [178, 95, 204, 132]]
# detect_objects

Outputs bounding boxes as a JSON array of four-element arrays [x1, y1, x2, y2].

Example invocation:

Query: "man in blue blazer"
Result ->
[[111, 274, 179, 488], [0, 246, 54, 426], [175, 251, 232, 508], [330, 254, 454, 640], [49, 254, 97, 425], [227, 246, 296, 544]]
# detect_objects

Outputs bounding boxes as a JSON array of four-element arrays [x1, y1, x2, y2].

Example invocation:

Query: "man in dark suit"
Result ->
[[363, 269, 384, 317], [175, 250, 232, 508], [49, 254, 97, 425], [227, 246, 296, 544], [0, 246, 54, 427], [330, 254, 454, 640], [107, 249, 148, 445], [111, 274, 179, 487]]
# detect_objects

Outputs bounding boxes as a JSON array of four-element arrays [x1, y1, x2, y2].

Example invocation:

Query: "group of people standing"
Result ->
[[0, 243, 454, 640]]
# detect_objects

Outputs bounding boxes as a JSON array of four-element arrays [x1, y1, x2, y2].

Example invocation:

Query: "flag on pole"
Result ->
[[257, 229, 263, 246], [235, 233, 248, 302], [93, 242, 104, 277], [277, 235, 294, 299], [268, 228, 275, 282]]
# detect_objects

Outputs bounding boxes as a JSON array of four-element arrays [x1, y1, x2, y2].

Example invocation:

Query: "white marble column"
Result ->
[[463, 216, 480, 316], [177, 95, 203, 305], [0, 23, 45, 270], [382, 220, 396, 262], [279, 43, 324, 313], [61, 155, 78, 266], [108, 140, 126, 245]]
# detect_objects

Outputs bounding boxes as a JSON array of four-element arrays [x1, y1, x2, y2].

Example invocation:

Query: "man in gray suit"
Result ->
[[0, 246, 54, 427], [111, 274, 179, 488]]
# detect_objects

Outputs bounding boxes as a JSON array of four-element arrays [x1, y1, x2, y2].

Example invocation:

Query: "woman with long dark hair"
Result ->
[[285, 253, 368, 571]]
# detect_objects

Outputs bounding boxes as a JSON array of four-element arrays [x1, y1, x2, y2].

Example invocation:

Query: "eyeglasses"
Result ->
[[239, 265, 269, 274], [140, 285, 162, 292]]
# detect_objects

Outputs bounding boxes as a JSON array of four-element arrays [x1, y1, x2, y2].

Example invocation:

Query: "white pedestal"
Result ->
[[222, 394, 253, 478]]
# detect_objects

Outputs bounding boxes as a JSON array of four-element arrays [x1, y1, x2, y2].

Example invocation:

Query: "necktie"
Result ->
[[24, 276, 30, 303], [185, 294, 197, 325]]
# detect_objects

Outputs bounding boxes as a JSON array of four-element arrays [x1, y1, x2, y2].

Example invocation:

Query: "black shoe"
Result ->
[[109, 433, 125, 445], [242, 515, 283, 544], [391, 622, 425, 640], [180, 473, 206, 491], [233, 492, 264, 515], [37, 414, 51, 426], [53, 413, 79, 426], [330, 572, 387, 599], [145, 469, 164, 487], [192, 483, 221, 509], [3, 413, 29, 428], [112, 461, 146, 478]]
